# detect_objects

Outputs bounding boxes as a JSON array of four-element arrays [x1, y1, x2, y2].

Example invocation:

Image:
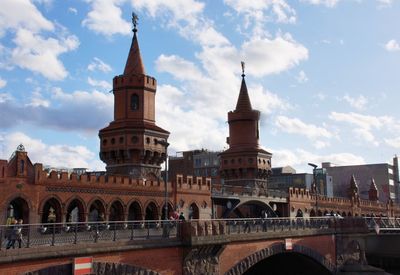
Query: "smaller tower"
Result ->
[[219, 62, 272, 193], [368, 178, 379, 201]]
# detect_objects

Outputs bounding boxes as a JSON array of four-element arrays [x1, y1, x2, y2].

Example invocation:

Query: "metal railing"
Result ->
[[0, 217, 383, 250], [364, 217, 400, 233], [0, 220, 180, 250]]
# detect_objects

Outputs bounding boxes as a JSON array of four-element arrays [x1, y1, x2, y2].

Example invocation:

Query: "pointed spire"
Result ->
[[370, 178, 378, 191], [350, 174, 359, 190], [123, 12, 145, 76], [235, 61, 252, 112]]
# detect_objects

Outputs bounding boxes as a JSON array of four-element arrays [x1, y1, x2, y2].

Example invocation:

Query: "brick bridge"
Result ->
[[0, 217, 398, 275]]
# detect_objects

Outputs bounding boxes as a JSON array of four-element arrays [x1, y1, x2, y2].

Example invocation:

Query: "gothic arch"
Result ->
[[188, 201, 200, 220], [161, 201, 174, 220], [108, 199, 125, 222], [40, 197, 63, 224], [224, 243, 335, 275], [65, 196, 86, 223], [224, 200, 275, 218], [144, 200, 159, 221], [64, 196, 87, 213], [4, 195, 32, 224], [38, 194, 64, 215], [87, 197, 107, 222], [127, 200, 143, 221]]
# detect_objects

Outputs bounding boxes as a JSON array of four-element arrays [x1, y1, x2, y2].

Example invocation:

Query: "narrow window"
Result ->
[[20, 160, 25, 174], [131, 94, 139, 110]]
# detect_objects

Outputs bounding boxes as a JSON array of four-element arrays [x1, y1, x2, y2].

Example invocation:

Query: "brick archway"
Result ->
[[225, 243, 335, 275]]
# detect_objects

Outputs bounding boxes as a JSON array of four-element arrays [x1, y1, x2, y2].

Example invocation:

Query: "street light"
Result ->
[[157, 140, 170, 221], [308, 163, 318, 216]]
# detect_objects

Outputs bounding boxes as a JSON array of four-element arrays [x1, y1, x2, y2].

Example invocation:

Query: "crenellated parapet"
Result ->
[[174, 174, 211, 192], [113, 74, 156, 92]]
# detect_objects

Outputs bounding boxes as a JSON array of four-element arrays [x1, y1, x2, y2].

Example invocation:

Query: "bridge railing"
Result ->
[[364, 217, 400, 232], [182, 217, 369, 241], [0, 220, 180, 250]]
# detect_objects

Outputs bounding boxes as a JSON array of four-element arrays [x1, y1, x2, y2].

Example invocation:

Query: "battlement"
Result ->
[[174, 174, 211, 191], [289, 188, 311, 198], [33, 163, 172, 190], [113, 74, 156, 91]]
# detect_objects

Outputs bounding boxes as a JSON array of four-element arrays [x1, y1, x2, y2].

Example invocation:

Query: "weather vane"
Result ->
[[132, 12, 139, 33], [241, 61, 245, 77]]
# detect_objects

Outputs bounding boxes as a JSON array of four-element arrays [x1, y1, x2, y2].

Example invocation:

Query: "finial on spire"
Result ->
[[132, 12, 139, 33], [241, 61, 245, 78]]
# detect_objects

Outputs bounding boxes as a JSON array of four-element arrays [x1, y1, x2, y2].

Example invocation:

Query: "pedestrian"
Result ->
[[16, 219, 23, 248], [6, 220, 18, 249]]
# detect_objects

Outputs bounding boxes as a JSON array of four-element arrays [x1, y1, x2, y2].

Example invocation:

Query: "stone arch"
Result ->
[[88, 197, 106, 222], [225, 199, 276, 218], [5, 195, 31, 224], [188, 202, 199, 220], [38, 194, 63, 215], [65, 196, 86, 223], [108, 199, 125, 222], [144, 200, 159, 220], [127, 200, 143, 221], [224, 243, 335, 275], [310, 209, 316, 217], [40, 197, 63, 224]]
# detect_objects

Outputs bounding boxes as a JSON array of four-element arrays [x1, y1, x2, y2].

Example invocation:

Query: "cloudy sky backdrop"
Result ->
[[0, 0, 399, 172]]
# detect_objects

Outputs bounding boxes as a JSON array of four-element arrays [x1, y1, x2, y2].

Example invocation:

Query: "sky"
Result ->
[[0, 0, 400, 173]]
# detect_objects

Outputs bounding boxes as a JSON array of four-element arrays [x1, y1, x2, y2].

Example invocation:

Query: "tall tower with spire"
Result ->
[[219, 62, 272, 193], [99, 13, 169, 179]]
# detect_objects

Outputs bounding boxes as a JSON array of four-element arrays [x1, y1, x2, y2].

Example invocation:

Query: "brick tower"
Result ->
[[99, 14, 169, 179], [219, 62, 272, 193]]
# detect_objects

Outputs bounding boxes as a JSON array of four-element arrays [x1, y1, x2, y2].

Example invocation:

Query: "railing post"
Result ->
[[74, 224, 77, 244], [0, 228, 2, 250], [26, 225, 30, 248], [94, 224, 99, 243], [51, 224, 55, 246], [113, 224, 116, 241], [147, 221, 150, 239], [130, 222, 134, 240]]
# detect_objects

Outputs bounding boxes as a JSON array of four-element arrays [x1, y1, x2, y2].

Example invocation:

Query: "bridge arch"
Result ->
[[4, 195, 32, 224], [225, 199, 276, 218], [108, 199, 125, 221], [87, 197, 107, 222], [225, 243, 335, 275], [40, 196, 63, 223], [65, 196, 86, 222], [127, 200, 143, 221]]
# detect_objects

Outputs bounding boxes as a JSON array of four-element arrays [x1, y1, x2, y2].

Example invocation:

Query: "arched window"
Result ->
[[20, 160, 25, 174], [131, 94, 139, 110]]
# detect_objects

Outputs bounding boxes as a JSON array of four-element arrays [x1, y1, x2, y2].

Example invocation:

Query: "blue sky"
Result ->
[[0, 0, 399, 172]]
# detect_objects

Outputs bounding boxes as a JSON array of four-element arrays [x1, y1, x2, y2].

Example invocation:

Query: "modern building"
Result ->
[[322, 156, 400, 203], [169, 149, 220, 184], [269, 166, 333, 197]]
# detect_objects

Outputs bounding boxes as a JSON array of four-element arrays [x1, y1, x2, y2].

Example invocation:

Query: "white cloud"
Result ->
[[329, 112, 394, 147], [242, 34, 308, 77], [68, 7, 78, 14], [87, 57, 112, 72], [26, 89, 50, 107], [156, 54, 203, 81], [87, 77, 112, 90], [0, 87, 113, 131], [0, 132, 104, 170], [300, 0, 340, 8], [385, 137, 400, 148], [224, 0, 296, 37], [0, 77, 7, 88], [296, 70, 308, 83], [385, 39, 400, 52], [271, 148, 365, 169], [341, 94, 368, 110], [82, 0, 131, 36], [11, 28, 79, 80], [275, 116, 332, 140], [0, 1, 79, 80], [377, 0, 392, 8], [329, 112, 392, 131], [0, 0, 54, 35]]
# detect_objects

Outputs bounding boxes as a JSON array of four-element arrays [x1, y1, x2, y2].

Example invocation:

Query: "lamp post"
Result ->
[[308, 163, 318, 216], [157, 140, 169, 220]]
